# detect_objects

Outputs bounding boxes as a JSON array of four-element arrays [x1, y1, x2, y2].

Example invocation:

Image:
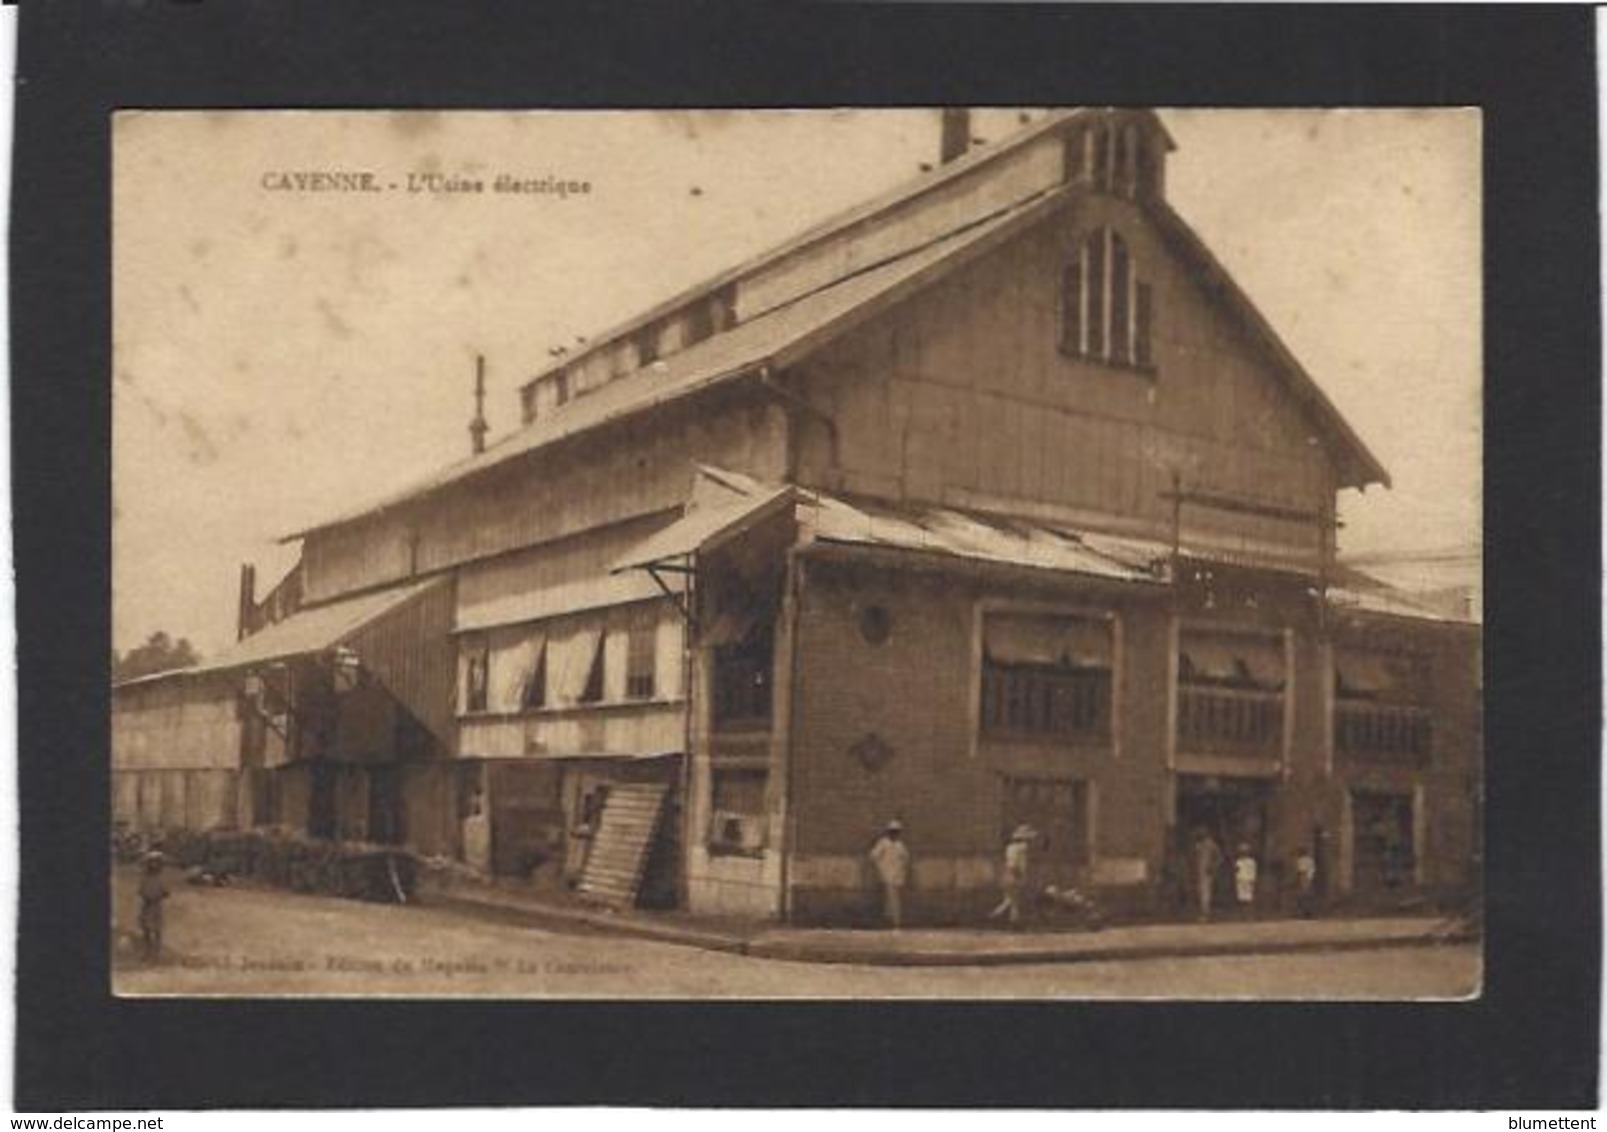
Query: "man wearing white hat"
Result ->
[[989, 825, 1037, 928], [868, 819, 911, 929]]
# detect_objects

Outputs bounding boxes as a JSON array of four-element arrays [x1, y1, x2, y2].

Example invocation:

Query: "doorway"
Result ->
[[1174, 774, 1274, 907], [1000, 776, 1089, 890], [367, 764, 406, 846], [1350, 789, 1415, 895]]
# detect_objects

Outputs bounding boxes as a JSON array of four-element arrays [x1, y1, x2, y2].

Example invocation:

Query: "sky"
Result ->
[[112, 108, 1481, 658]]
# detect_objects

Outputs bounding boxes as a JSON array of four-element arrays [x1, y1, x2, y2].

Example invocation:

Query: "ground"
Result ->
[[112, 871, 1480, 999]]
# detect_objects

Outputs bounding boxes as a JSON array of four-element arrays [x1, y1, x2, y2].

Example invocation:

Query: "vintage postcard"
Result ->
[[110, 108, 1481, 999]]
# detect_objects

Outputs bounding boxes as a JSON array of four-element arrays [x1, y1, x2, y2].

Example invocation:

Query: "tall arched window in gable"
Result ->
[[1060, 260, 1084, 355], [1134, 281, 1154, 367], [1110, 233, 1132, 365], [1085, 228, 1106, 358], [1061, 227, 1154, 371]]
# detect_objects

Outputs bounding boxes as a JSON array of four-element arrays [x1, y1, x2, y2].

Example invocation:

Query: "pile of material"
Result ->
[[122, 827, 417, 904]]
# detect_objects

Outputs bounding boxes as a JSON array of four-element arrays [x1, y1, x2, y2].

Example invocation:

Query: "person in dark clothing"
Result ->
[[1191, 829, 1224, 921], [1293, 846, 1318, 918], [138, 851, 170, 959]]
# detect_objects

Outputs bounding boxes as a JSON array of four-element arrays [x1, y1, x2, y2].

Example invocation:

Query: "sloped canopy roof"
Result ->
[[614, 466, 1166, 589], [610, 484, 797, 573], [114, 576, 447, 688], [803, 492, 1165, 585]]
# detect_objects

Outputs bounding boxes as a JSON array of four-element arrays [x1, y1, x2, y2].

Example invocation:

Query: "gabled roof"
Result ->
[[520, 108, 1160, 394], [284, 184, 1073, 540], [1146, 199, 1391, 490], [287, 107, 1386, 539]]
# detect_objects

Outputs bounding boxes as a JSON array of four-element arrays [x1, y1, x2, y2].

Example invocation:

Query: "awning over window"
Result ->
[[1236, 638, 1286, 688], [1180, 633, 1285, 689], [546, 624, 603, 706], [611, 485, 795, 573], [1335, 651, 1418, 698], [533, 749, 681, 762], [488, 626, 547, 712], [1180, 638, 1236, 682], [985, 613, 1111, 668]]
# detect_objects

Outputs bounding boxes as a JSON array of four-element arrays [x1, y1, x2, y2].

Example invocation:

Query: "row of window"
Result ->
[[461, 606, 662, 715], [634, 286, 737, 369], [461, 605, 1433, 765], [523, 122, 1155, 425], [1064, 119, 1160, 200], [977, 613, 1431, 763], [522, 286, 739, 424], [1062, 227, 1154, 370]]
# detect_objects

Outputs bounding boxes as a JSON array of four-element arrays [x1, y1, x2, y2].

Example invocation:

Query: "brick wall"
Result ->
[[785, 556, 1175, 923], [781, 553, 1481, 924]]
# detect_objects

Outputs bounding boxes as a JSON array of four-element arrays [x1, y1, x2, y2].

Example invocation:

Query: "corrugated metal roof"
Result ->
[[122, 577, 449, 685], [610, 484, 796, 573], [285, 106, 1387, 539], [615, 466, 1164, 586], [515, 109, 1108, 394], [803, 493, 1163, 585], [531, 749, 680, 762], [284, 190, 1065, 540], [1327, 584, 1477, 625]]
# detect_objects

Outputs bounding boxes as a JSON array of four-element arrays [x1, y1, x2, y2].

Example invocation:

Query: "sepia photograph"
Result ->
[[108, 106, 1483, 1001]]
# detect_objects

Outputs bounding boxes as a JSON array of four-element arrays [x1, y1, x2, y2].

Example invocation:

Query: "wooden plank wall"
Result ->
[[460, 706, 685, 760], [454, 510, 675, 632], [348, 578, 458, 747], [302, 394, 789, 605], [113, 768, 239, 830], [525, 127, 1069, 409], [792, 199, 1336, 556], [112, 675, 243, 771], [737, 134, 1065, 322]]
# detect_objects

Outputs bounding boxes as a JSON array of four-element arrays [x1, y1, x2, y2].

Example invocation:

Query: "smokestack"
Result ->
[[469, 355, 489, 455], [940, 108, 972, 164], [236, 563, 256, 641]]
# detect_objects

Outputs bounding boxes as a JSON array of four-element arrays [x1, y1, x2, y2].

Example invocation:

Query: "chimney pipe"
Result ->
[[940, 108, 971, 164], [469, 354, 489, 455], [236, 563, 256, 641]]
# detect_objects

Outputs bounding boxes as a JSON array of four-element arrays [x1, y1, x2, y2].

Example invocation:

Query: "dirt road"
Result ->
[[112, 873, 1480, 999]]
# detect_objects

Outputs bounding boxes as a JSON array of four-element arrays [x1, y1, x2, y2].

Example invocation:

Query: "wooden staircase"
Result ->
[[576, 782, 670, 909]]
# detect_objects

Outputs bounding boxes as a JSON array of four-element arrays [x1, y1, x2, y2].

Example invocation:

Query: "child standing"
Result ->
[[138, 850, 170, 959]]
